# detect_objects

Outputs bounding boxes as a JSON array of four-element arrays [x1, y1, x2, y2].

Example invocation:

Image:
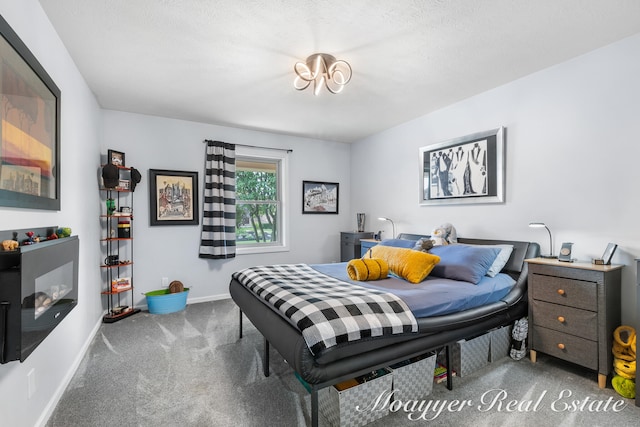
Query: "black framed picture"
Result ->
[[419, 127, 505, 206], [302, 180, 339, 214], [0, 15, 61, 210], [107, 149, 125, 167], [149, 169, 199, 226]]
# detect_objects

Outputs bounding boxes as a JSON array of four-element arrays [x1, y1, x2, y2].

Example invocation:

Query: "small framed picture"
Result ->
[[302, 180, 339, 214], [601, 243, 618, 265], [117, 179, 130, 190], [108, 149, 125, 167], [149, 169, 199, 226]]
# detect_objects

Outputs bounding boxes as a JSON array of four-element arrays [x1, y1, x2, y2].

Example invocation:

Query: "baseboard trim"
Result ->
[[36, 315, 103, 427]]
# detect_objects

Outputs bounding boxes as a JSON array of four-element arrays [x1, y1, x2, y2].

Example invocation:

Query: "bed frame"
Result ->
[[229, 234, 539, 426]]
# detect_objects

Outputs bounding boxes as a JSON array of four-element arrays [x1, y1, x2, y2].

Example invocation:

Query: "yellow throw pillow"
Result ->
[[369, 245, 440, 284], [346, 258, 389, 281]]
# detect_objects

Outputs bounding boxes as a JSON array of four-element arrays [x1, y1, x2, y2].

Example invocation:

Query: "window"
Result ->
[[235, 148, 288, 254]]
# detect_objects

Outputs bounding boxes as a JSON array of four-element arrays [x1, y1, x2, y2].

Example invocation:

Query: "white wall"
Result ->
[[350, 33, 640, 325], [102, 110, 352, 306], [0, 1, 104, 426]]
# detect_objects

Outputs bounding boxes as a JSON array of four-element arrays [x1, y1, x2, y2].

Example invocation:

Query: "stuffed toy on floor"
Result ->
[[611, 325, 636, 399]]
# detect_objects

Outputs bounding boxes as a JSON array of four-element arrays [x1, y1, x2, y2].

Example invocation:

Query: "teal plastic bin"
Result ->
[[145, 288, 189, 314]]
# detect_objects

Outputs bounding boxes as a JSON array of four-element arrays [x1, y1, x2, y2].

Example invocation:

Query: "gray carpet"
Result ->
[[47, 299, 640, 426]]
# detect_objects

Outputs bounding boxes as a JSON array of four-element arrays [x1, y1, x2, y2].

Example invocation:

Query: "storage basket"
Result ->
[[145, 288, 189, 314], [489, 325, 513, 362], [451, 332, 491, 377], [319, 368, 392, 427], [390, 352, 436, 401]]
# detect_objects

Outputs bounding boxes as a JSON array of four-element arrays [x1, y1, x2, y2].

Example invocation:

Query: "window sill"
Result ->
[[236, 245, 290, 255]]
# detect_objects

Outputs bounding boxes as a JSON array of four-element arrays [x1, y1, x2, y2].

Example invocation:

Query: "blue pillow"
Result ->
[[378, 238, 418, 249], [429, 245, 500, 284]]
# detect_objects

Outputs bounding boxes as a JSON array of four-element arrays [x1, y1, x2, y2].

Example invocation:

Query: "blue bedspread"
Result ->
[[311, 263, 515, 318]]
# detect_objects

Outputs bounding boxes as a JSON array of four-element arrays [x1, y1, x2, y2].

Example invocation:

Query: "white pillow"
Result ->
[[460, 243, 514, 277], [484, 244, 514, 277]]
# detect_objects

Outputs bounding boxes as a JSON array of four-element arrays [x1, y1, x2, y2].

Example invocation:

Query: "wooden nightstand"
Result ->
[[526, 258, 623, 389]]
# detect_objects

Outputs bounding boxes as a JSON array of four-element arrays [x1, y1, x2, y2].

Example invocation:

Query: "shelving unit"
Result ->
[[100, 165, 140, 323]]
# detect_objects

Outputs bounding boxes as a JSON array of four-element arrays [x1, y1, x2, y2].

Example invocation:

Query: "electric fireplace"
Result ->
[[0, 232, 78, 363]]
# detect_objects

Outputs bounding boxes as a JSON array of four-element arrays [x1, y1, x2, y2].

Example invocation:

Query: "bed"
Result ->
[[229, 234, 539, 426]]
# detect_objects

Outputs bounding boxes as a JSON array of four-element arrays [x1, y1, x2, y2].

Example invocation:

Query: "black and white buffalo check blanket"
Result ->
[[232, 264, 418, 355]]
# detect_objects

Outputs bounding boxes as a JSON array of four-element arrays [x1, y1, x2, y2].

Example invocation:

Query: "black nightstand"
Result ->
[[340, 231, 373, 262]]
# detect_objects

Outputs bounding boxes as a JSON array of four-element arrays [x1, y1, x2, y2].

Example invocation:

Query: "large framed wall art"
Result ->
[[419, 127, 505, 206], [149, 169, 199, 226], [0, 15, 61, 210]]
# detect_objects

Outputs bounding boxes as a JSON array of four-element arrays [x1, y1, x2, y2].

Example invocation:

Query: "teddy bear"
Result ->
[[413, 237, 434, 252], [2, 240, 19, 251]]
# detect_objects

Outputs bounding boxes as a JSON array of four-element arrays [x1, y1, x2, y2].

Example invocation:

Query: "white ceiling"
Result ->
[[39, 0, 640, 143]]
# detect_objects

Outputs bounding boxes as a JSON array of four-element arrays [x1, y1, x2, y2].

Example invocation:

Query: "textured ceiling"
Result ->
[[39, 0, 640, 143]]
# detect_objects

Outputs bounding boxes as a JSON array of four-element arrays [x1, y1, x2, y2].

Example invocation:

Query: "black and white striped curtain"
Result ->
[[199, 140, 236, 259]]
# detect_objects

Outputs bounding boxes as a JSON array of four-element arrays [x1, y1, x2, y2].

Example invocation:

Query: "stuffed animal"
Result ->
[[430, 227, 448, 246], [23, 231, 40, 245], [440, 223, 458, 244], [2, 240, 18, 251], [414, 237, 434, 252], [430, 223, 458, 246]]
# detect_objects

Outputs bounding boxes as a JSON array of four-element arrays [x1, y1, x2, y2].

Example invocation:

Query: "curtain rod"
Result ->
[[203, 140, 292, 153]]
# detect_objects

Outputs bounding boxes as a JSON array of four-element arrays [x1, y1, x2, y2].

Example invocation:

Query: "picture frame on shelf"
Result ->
[[107, 149, 125, 167], [117, 179, 130, 191], [149, 169, 199, 226], [0, 15, 61, 211], [302, 180, 339, 214], [419, 127, 505, 206]]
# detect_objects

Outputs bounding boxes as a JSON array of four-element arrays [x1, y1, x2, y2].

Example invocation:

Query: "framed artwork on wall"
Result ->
[[419, 127, 505, 206], [149, 169, 199, 226], [302, 180, 339, 214], [0, 15, 61, 210], [107, 149, 125, 167]]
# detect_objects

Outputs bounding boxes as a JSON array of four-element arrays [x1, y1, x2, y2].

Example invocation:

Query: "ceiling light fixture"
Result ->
[[293, 53, 352, 95]]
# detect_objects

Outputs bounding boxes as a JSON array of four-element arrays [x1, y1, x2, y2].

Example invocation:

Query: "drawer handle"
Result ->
[[557, 316, 565, 323], [557, 343, 565, 350], [557, 289, 565, 296]]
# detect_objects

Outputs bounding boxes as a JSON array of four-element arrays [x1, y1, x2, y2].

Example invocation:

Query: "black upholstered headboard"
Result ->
[[395, 233, 538, 275]]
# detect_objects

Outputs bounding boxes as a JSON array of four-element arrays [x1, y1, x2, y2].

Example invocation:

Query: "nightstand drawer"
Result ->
[[530, 274, 597, 311], [341, 232, 373, 245], [341, 234, 357, 244], [532, 325, 598, 370], [531, 300, 597, 340]]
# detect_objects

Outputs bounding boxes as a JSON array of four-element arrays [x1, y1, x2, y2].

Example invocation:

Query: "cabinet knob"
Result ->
[[557, 343, 565, 350], [557, 316, 565, 323], [557, 289, 565, 296]]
